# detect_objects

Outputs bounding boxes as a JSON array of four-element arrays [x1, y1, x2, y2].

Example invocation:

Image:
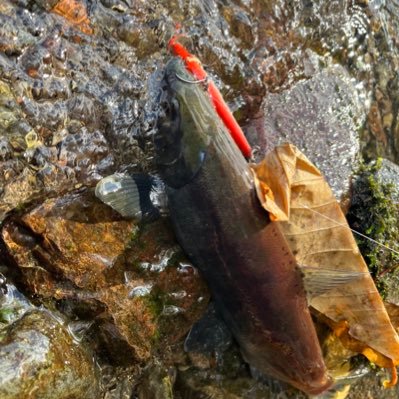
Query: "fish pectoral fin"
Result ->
[[95, 173, 167, 220], [300, 265, 369, 299]]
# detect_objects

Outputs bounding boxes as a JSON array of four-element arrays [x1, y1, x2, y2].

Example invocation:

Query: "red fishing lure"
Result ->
[[168, 35, 252, 159]]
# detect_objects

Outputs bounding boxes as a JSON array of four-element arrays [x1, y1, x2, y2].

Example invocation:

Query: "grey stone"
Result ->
[[259, 65, 366, 201]]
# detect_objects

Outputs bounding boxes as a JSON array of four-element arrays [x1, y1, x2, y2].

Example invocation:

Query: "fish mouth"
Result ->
[[265, 367, 333, 395], [280, 367, 333, 395], [296, 374, 333, 396], [246, 346, 333, 395]]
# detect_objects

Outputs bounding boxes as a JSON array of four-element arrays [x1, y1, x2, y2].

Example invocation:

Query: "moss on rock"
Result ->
[[347, 159, 399, 299]]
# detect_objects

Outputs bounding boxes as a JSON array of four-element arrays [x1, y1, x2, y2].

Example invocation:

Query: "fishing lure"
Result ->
[[168, 35, 252, 159]]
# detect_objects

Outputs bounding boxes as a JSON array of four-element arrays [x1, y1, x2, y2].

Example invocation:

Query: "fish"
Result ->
[[153, 56, 333, 395]]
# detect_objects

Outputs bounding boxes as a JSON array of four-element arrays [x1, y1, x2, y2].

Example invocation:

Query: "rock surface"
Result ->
[[2, 190, 209, 364], [248, 64, 365, 201], [1, 0, 399, 398], [0, 284, 99, 399], [375, 158, 399, 203]]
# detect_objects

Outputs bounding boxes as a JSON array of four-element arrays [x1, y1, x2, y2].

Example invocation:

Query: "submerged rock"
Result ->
[[175, 347, 299, 399], [0, 309, 99, 399], [184, 303, 232, 355], [136, 361, 176, 399], [0, 279, 99, 399], [348, 369, 399, 399]]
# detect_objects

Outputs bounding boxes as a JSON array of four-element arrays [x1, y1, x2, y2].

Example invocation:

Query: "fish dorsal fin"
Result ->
[[95, 173, 167, 220], [300, 265, 369, 299]]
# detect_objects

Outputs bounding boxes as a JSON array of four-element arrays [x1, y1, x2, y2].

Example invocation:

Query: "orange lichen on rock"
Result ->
[[251, 143, 399, 384], [98, 284, 158, 361], [52, 0, 93, 35], [2, 190, 209, 363]]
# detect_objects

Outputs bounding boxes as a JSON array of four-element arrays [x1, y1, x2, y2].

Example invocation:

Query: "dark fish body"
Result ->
[[155, 58, 332, 395]]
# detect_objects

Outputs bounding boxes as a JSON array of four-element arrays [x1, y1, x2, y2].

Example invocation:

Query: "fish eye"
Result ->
[[160, 100, 171, 118], [160, 98, 178, 118]]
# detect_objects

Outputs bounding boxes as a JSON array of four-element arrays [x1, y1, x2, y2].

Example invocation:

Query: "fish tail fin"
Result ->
[[95, 173, 167, 220]]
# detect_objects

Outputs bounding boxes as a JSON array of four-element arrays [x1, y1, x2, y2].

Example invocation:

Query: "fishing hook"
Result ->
[[175, 73, 207, 84]]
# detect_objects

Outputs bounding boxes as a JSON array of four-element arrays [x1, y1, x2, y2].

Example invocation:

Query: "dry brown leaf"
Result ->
[[52, 0, 93, 35], [251, 143, 399, 371]]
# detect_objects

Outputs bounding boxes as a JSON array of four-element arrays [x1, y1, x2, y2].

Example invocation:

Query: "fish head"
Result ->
[[155, 57, 219, 188]]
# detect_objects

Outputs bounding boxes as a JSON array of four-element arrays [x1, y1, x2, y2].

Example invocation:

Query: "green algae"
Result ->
[[0, 308, 14, 324], [161, 375, 174, 399], [141, 291, 163, 323], [347, 159, 399, 299]]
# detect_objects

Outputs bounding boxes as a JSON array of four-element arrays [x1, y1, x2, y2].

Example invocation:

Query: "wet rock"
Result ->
[[175, 363, 285, 399], [2, 189, 209, 363], [99, 363, 140, 399], [360, 2, 399, 162], [184, 303, 232, 355], [0, 274, 6, 297], [374, 158, 399, 203], [0, 0, 149, 221], [0, 274, 100, 398], [0, 280, 99, 399], [0, 309, 99, 399], [136, 361, 176, 399], [348, 369, 399, 399], [2, 189, 133, 293], [347, 159, 399, 302], [0, 280, 32, 327], [165, 310, 285, 399], [51, 0, 93, 35], [248, 0, 399, 164], [252, 64, 365, 201]]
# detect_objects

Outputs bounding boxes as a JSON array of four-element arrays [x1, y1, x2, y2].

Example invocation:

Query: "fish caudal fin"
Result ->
[[95, 173, 167, 220]]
